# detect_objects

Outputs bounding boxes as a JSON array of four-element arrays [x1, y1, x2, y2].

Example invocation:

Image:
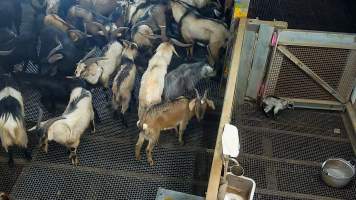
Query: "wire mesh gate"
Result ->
[[263, 30, 356, 108]]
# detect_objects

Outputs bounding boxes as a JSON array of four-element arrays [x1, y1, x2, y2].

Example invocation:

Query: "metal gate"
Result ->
[[235, 20, 356, 110], [263, 30, 356, 110]]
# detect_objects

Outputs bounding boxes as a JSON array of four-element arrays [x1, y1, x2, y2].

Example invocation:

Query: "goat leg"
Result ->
[[40, 136, 48, 153], [103, 88, 110, 102], [178, 121, 188, 146], [23, 148, 32, 161], [90, 119, 96, 133], [146, 140, 155, 166], [7, 147, 14, 168], [121, 112, 128, 127], [135, 132, 145, 160], [69, 147, 79, 166], [93, 107, 101, 123]]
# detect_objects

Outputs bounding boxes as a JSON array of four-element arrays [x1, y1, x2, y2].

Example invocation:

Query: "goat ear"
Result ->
[[48, 53, 63, 64], [189, 99, 196, 111], [206, 99, 215, 110]]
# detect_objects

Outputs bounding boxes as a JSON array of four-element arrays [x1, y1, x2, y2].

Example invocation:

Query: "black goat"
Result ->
[[163, 62, 216, 101], [38, 25, 90, 76]]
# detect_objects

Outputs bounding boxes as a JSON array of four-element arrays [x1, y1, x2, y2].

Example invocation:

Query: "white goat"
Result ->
[[75, 41, 124, 88], [0, 74, 30, 167], [170, 0, 229, 65], [138, 42, 178, 119], [31, 87, 95, 166]]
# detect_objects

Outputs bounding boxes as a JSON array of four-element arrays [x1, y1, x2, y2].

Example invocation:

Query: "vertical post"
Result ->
[[206, 18, 247, 200]]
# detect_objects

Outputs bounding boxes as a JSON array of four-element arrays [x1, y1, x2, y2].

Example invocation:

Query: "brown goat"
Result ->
[[136, 90, 215, 166]]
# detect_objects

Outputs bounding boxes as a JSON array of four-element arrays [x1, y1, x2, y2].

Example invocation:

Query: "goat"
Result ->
[[262, 96, 294, 118], [163, 61, 216, 101], [111, 41, 138, 126], [170, 0, 229, 66], [44, 14, 88, 43], [0, 74, 31, 167], [130, 3, 168, 49], [75, 40, 124, 89], [38, 25, 90, 76], [30, 87, 95, 166], [12, 72, 89, 112], [138, 41, 179, 119], [136, 89, 215, 165], [67, 5, 128, 43]]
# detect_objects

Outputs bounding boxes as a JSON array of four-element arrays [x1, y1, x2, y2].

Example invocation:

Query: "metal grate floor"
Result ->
[[233, 103, 356, 200], [0, 60, 221, 199]]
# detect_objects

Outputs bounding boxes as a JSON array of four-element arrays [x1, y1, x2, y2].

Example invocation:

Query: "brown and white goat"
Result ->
[[0, 74, 31, 167], [75, 41, 124, 88], [138, 42, 178, 119], [170, 0, 229, 65], [31, 87, 95, 166], [136, 90, 215, 165], [111, 41, 138, 126]]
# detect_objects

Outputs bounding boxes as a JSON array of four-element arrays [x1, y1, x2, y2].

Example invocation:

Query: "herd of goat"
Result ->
[[0, 0, 228, 167]]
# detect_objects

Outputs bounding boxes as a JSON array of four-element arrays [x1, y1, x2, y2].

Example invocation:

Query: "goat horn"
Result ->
[[91, 21, 109, 38], [0, 47, 15, 56], [194, 88, 200, 99], [47, 36, 63, 59], [83, 57, 107, 66], [203, 89, 208, 99], [170, 38, 192, 47], [79, 46, 98, 63], [52, 14, 76, 29]]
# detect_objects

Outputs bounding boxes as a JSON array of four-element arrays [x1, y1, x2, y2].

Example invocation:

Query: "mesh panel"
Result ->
[[232, 104, 347, 138], [239, 127, 353, 162], [265, 46, 354, 101], [10, 164, 193, 200], [0, 162, 24, 194], [239, 155, 356, 199]]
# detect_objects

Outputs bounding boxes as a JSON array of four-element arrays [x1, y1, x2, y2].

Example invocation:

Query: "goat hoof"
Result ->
[[148, 159, 155, 166], [8, 159, 14, 168], [41, 146, 48, 153], [179, 141, 185, 146], [24, 150, 32, 161], [71, 157, 79, 166]]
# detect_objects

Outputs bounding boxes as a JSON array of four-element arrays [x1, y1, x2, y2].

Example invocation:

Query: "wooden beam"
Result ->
[[245, 24, 274, 99], [235, 29, 257, 103], [281, 97, 345, 111], [206, 18, 247, 200], [278, 30, 356, 50], [346, 102, 356, 136], [248, 19, 288, 29], [277, 45, 346, 103]]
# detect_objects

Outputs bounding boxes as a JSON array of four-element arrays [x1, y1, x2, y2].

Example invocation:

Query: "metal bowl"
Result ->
[[321, 158, 355, 188]]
